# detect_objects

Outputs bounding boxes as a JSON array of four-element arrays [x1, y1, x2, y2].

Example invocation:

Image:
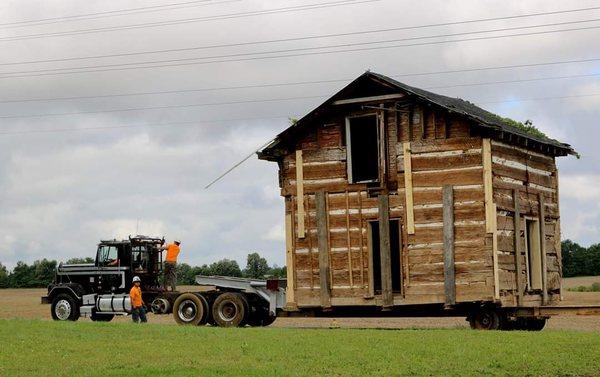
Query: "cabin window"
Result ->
[[524, 219, 543, 290], [369, 219, 402, 294], [345, 114, 380, 183]]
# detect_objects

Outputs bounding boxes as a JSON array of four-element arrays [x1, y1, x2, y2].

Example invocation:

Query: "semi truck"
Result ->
[[42, 235, 599, 330]]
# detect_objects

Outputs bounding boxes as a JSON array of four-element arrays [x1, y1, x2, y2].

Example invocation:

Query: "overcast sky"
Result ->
[[0, 0, 598, 270]]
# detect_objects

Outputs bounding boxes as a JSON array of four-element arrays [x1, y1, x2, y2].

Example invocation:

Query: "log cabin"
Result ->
[[258, 71, 576, 326]]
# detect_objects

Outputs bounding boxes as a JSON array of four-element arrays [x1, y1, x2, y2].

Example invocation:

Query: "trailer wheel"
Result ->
[[173, 293, 207, 325], [212, 292, 248, 327], [91, 313, 114, 322], [469, 308, 501, 330], [51, 293, 80, 321], [194, 294, 210, 326]]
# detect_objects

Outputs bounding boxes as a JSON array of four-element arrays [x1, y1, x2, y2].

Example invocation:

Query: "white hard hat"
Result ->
[[132, 276, 141, 283], [174, 239, 181, 244]]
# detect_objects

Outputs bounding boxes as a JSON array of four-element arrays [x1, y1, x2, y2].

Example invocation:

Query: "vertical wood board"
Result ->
[[403, 142, 415, 234], [285, 213, 296, 306], [315, 191, 331, 308], [443, 185, 456, 306], [379, 194, 393, 308], [295, 150, 306, 238]]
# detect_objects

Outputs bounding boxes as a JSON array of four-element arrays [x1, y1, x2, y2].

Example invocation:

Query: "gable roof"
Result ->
[[258, 71, 576, 160]]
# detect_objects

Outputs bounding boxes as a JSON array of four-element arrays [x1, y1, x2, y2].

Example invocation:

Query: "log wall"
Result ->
[[278, 101, 559, 309], [491, 140, 561, 306]]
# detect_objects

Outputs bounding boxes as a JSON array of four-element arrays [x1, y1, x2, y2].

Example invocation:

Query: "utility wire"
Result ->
[[2, 91, 600, 121], [1, 70, 598, 104], [0, 0, 237, 29], [3, 5, 600, 66], [2, 22, 600, 80], [0, 0, 380, 42], [0, 115, 288, 135], [0, 95, 326, 120]]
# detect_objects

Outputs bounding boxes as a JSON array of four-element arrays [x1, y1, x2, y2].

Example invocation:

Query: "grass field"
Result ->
[[0, 319, 599, 377]]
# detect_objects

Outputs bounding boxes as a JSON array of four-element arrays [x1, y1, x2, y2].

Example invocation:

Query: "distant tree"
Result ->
[[244, 252, 269, 278], [32, 259, 57, 287], [268, 264, 287, 278], [0, 262, 9, 288], [176, 263, 195, 285], [562, 240, 600, 277], [208, 259, 242, 277], [66, 257, 95, 264], [8, 261, 36, 288]]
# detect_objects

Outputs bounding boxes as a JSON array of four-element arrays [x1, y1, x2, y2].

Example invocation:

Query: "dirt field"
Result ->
[[1, 276, 599, 331]]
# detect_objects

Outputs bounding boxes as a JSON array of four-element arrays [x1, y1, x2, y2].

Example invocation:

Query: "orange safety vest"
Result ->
[[130, 286, 143, 308], [165, 243, 180, 263]]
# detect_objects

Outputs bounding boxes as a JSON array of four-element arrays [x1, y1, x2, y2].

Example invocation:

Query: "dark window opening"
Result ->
[[346, 115, 379, 183], [370, 220, 402, 294]]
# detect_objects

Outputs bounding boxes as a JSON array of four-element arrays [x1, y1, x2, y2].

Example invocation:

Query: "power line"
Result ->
[[0, 0, 380, 42], [3, 5, 600, 66], [0, 93, 598, 136], [2, 69, 598, 104], [0, 95, 326, 120], [2, 22, 600, 80], [0, 115, 288, 135], [2, 89, 600, 121], [0, 0, 238, 29], [0, 0, 237, 29]]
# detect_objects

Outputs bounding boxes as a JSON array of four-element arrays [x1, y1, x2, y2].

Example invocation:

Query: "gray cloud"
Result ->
[[1, 0, 599, 269]]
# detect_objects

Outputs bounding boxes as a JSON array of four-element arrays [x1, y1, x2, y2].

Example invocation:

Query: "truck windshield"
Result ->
[[97, 245, 119, 267]]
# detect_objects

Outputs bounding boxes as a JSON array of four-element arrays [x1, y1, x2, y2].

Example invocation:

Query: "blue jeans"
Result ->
[[132, 306, 147, 323]]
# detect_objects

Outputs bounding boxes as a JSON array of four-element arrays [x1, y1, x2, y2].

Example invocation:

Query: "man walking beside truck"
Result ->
[[160, 239, 181, 291], [130, 276, 147, 323]]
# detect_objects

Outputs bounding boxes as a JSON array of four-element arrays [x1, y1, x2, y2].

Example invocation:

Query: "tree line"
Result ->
[[1, 241, 598, 288], [0, 252, 285, 288]]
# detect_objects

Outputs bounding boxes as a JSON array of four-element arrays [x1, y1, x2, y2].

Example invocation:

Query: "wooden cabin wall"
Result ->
[[278, 102, 536, 308], [397, 105, 494, 303], [491, 140, 561, 306]]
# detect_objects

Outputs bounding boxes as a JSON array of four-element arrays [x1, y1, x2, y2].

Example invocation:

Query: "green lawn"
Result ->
[[0, 320, 599, 376]]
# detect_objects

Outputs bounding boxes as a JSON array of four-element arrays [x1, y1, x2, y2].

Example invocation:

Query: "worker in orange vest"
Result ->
[[160, 239, 181, 292], [130, 276, 147, 323]]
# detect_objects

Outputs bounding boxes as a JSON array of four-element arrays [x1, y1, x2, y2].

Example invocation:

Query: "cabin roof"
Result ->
[[258, 71, 576, 160]]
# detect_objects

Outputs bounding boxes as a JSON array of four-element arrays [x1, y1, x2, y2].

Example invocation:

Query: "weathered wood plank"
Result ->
[[379, 194, 393, 308], [539, 193, 548, 305], [483, 138, 495, 233], [345, 191, 353, 287], [296, 150, 306, 238], [403, 142, 415, 234], [513, 189, 524, 306], [285, 213, 296, 307], [443, 185, 456, 306], [316, 191, 331, 308]]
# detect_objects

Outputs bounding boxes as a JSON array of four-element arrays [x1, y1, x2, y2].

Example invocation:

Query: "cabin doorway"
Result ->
[[369, 219, 402, 294], [524, 218, 543, 290]]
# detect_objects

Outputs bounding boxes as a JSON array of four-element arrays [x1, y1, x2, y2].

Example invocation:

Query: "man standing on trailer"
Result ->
[[130, 276, 147, 323], [160, 239, 181, 291]]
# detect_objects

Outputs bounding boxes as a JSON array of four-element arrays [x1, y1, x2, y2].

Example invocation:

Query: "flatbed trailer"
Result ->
[[193, 275, 600, 330]]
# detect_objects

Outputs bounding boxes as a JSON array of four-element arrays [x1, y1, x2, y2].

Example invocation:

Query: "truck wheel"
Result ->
[[469, 308, 501, 330], [51, 293, 80, 321], [212, 292, 248, 327], [525, 318, 547, 331], [173, 293, 207, 325], [91, 313, 114, 322], [247, 305, 276, 327]]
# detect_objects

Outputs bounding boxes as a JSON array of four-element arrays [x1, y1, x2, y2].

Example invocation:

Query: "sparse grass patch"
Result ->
[[0, 319, 599, 376], [568, 283, 600, 292]]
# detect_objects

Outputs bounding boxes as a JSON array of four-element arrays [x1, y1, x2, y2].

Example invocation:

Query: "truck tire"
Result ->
[[247, 305, 276, 327], [173, 293, 207, 325], [469, 308, 502, 330], [212, 292, 248, 327], [51, 293, 80, 321], [525, 318, 547, 331], [91, 313, 114, 322]]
